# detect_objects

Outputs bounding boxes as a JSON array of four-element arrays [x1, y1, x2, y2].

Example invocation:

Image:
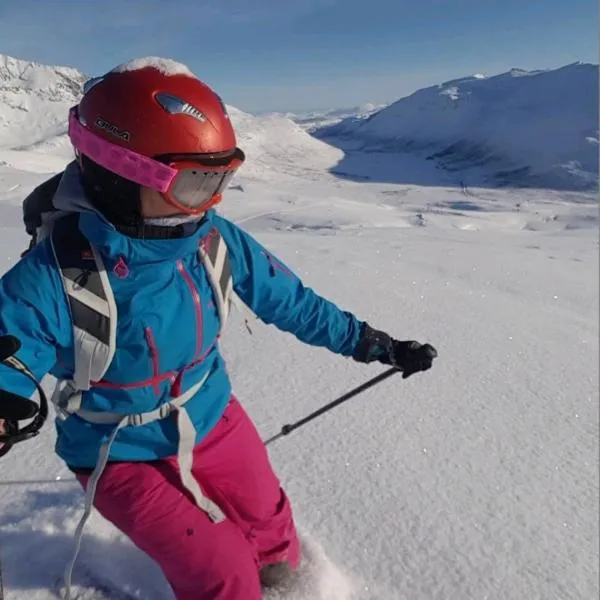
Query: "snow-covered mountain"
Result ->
[[224, 106, 343, 181], [0, 54, 342, 180], [314, 63, 599, 190], [0, 55, 87, 151], [281, 103, 387, 132], [1, 54, 597, 192]]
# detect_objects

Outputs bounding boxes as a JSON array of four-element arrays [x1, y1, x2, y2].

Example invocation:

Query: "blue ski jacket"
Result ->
[[0, 170, 363, 468]]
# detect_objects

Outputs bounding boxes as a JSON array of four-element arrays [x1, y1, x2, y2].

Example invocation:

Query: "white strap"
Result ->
[[64, 416, 128, 600], [51, 380, 83, 419], [175, 406, 225, 523], [75, 372, 209, 425], [199, 245, 230, 334], [62, 371, 223, 599]]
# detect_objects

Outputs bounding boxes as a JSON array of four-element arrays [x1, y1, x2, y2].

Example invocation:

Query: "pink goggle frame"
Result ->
[[68, 107, 178, 193]]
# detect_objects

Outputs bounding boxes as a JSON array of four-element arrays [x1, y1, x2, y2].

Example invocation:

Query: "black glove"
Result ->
[[0, 388, 40, 421], [353, 324, 437, 379], [0, 334, 39, 418], [0, 335, 42, 457]]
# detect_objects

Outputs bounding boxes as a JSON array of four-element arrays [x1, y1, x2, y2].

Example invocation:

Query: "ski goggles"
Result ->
[[68, 106, 244, 214]]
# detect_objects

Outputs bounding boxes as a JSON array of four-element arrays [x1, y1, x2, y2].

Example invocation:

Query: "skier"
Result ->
[[0, 58, 437, 600]]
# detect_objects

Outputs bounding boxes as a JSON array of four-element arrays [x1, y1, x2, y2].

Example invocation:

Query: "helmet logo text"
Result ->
[[95, 118, 131, 142]]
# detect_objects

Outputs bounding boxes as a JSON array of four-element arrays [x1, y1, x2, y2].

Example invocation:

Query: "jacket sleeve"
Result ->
[[0, 239, 71, 402], [215, 215, 363, 357]]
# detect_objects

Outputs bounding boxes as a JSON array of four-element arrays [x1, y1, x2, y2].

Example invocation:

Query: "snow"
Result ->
[[314, 63, 599, 191], [111, 57, 196, 78], [228, 106, 344, 183], [281, 104, 388, 133], [0, 55, 86, 152], [0, 56, 598, 600]]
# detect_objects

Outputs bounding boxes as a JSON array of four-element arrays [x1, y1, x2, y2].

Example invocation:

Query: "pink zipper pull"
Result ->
[[171, 371, 183, 397], [113, 256, 130, 279]]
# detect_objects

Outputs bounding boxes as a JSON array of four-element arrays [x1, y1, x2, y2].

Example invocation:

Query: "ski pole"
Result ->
[[0, 359, 400, 481], [263, 366, 400, 446]]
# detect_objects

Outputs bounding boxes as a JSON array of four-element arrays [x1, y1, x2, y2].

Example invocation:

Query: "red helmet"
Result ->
[[71, 58, 244, 215]]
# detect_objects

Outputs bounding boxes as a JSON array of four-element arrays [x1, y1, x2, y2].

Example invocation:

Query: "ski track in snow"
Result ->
[[0, 125, 598, 600]]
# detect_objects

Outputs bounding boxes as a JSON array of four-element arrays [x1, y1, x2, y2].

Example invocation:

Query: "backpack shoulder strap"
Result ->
[[50, 215, 117, 394], [199, 228, 233, 333], [199, 227, 257, 334]]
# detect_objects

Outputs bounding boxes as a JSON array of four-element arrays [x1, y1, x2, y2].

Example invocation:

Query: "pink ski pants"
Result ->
[[76, 396, 300, 599]]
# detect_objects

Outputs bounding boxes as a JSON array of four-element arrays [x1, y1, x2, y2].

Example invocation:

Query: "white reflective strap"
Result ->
[[74, 371, 209, 425], [213, 235, 228, 285], [71, 327, 110, 392], [199, 243, 230, 334], [92, 247, 118, 381], [63, 416, 128, 600], [176, 406, 225, 523], [51, 380, 83, 418], [222, 276, 233, 323]]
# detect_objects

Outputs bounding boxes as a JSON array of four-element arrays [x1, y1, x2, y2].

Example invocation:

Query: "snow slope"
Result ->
[[227, 106, 343, 183], [315, 63, 599, 191], [280, 103, 387, 133], [0, 56, 598, 600]]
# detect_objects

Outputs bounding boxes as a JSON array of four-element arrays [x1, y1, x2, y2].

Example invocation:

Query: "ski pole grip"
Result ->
[[0, 335, 21, 362]]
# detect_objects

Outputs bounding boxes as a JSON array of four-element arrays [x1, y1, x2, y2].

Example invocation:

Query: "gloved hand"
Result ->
[[0, 335, 41, 457], [352, 323, 438, 379]]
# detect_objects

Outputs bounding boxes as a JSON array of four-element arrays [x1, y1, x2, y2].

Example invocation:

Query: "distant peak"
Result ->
[[509, 68, 536, 77], [0, 53, 70, 72]]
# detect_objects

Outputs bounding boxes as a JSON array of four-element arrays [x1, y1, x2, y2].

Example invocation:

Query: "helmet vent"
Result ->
[[82, 76, 105, 96], [156, 93, 206, 123]]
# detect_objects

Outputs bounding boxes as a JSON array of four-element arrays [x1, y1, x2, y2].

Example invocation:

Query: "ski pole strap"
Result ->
[[0, 354, 49, 456], [264, 367, 400, 446]]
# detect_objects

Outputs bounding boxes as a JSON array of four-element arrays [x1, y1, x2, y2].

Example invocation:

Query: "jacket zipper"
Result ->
[[144, 327, 161, 396], [176, 261, 204, 398]]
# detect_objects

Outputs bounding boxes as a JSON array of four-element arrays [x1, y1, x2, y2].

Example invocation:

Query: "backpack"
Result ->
[[21, 170, 254, 411]]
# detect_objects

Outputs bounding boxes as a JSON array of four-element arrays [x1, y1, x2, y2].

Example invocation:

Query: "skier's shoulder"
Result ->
[[23, 171, 64, 236], [209, 210, 263, 253], [0, 235, 63, 305], [209, 209, 235, 234], [209, 210, 249, 252], [13, 167, 79, 291]]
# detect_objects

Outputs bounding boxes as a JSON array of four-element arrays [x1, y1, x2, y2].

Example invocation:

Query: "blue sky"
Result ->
[[0, 0, 597, 113]]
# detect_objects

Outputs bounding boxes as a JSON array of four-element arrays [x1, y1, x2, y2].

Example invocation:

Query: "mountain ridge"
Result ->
[[314, 62, 599, 190]]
